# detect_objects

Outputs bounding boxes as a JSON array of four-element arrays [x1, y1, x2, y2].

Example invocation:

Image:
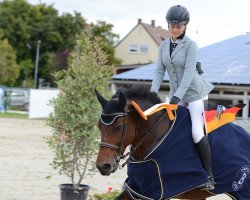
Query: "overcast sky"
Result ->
[[27, 0, 250, 47]]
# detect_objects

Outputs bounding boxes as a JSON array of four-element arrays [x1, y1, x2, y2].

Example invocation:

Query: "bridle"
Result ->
[[98, 109, 168, 166], [99, 111, 130, 165]]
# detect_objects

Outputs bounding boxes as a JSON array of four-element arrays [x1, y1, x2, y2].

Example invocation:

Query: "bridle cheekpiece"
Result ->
[[99, 111, 130, 166]]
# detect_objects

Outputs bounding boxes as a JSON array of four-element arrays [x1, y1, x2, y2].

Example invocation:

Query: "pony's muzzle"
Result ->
[[96, 162, 117, 176]]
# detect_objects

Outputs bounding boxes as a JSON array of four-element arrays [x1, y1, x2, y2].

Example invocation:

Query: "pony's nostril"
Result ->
[[102, 163, 112, 171]]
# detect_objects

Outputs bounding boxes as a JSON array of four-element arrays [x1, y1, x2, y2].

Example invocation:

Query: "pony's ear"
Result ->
[[95, 88, 108, 110], [118, 91, 126, 111]]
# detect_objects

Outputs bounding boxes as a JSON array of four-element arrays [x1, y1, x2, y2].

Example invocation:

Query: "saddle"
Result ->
[[132, 101, 245, 134]]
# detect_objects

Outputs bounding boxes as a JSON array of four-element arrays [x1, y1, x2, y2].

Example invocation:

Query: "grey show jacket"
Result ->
[[151, 35, 214, 103]]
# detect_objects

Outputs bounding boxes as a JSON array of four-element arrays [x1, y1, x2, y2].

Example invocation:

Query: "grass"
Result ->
[[0, 112, 28, 119]]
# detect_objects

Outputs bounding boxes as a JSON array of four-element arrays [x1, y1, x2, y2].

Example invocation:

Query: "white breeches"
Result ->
[[188, 99, 207, 143], [174, 97, 208, 143]]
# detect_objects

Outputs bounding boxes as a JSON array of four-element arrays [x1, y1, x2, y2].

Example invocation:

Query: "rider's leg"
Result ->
[[189, 99, 215, 190]]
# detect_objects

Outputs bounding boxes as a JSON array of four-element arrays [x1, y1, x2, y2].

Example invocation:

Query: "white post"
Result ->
[[242, 91, 249, 119], [110, 83, 117, 94], [34, 40, 41, 89]]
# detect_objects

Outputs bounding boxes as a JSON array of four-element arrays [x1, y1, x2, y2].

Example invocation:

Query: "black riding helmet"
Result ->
[[166, 5, 190, 25]]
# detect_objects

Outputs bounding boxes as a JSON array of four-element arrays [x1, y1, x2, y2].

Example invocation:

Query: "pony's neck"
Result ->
[[132, 110, 171, 159]]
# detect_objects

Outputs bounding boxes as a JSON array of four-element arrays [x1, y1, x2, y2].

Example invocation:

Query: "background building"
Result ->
[[115, 19, 170, 74]]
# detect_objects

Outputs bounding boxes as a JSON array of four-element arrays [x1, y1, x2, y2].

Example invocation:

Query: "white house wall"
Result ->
[[115, 24, 159, 65]]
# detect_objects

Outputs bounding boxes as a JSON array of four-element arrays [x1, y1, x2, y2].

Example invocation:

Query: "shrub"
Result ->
[[46, 28, 114, 188]]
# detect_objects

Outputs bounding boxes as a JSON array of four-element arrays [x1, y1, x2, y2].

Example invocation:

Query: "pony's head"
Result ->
[[95, 85, 162, 175]]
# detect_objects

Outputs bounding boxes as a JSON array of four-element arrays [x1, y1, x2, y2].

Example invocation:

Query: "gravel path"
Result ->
[[1, 118, 247, 199]]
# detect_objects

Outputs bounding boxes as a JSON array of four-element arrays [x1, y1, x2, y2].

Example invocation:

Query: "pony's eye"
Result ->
[[115, 125, 123, 132]]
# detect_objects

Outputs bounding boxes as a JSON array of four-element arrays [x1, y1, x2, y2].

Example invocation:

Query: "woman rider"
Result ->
[[151, 5, 215, 190]]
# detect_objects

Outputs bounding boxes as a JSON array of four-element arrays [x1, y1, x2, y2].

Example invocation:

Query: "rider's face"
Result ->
[[168, 24, 186, 40]]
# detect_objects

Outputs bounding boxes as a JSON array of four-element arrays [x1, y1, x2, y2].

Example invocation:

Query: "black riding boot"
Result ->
[[196, 136, 215, 190]]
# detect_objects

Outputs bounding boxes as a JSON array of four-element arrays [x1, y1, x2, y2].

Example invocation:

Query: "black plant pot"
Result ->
[[59, 184, 90, 200]]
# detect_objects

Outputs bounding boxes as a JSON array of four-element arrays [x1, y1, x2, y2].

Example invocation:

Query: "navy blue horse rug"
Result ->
[[124, 106, 250, 200]]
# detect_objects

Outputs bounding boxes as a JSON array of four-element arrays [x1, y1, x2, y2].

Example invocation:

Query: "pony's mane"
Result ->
[[112, 85, 162, 105]]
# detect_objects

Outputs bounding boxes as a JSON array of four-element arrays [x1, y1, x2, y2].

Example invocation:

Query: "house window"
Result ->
[[140, 45, 148, 54], [129, 44, 137, 53]]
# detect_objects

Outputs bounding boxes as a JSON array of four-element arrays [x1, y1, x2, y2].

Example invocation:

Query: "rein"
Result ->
[[131, 112, 168, 154], [99, 109, 168, 167]]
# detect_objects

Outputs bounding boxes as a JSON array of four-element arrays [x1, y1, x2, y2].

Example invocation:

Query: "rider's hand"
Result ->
[[169, 96, 180, 105], [150, 91, 161, 103], [150, 91, 158, 99]]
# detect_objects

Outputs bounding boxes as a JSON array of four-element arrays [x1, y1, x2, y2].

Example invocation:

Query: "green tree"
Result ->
[[18, 59, 34, 87], [46, 29, 114, 187], [91, 20, 121, 65], [0, 0, 120, 87], [0, 39, 19, 86], [0, 0, 87, 86]]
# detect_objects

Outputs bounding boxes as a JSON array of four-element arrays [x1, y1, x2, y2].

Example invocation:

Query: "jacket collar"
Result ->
[[169, 35, 188, 59]]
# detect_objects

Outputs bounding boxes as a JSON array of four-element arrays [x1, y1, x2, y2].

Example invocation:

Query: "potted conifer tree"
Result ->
[[46, 29, 114, 200]]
